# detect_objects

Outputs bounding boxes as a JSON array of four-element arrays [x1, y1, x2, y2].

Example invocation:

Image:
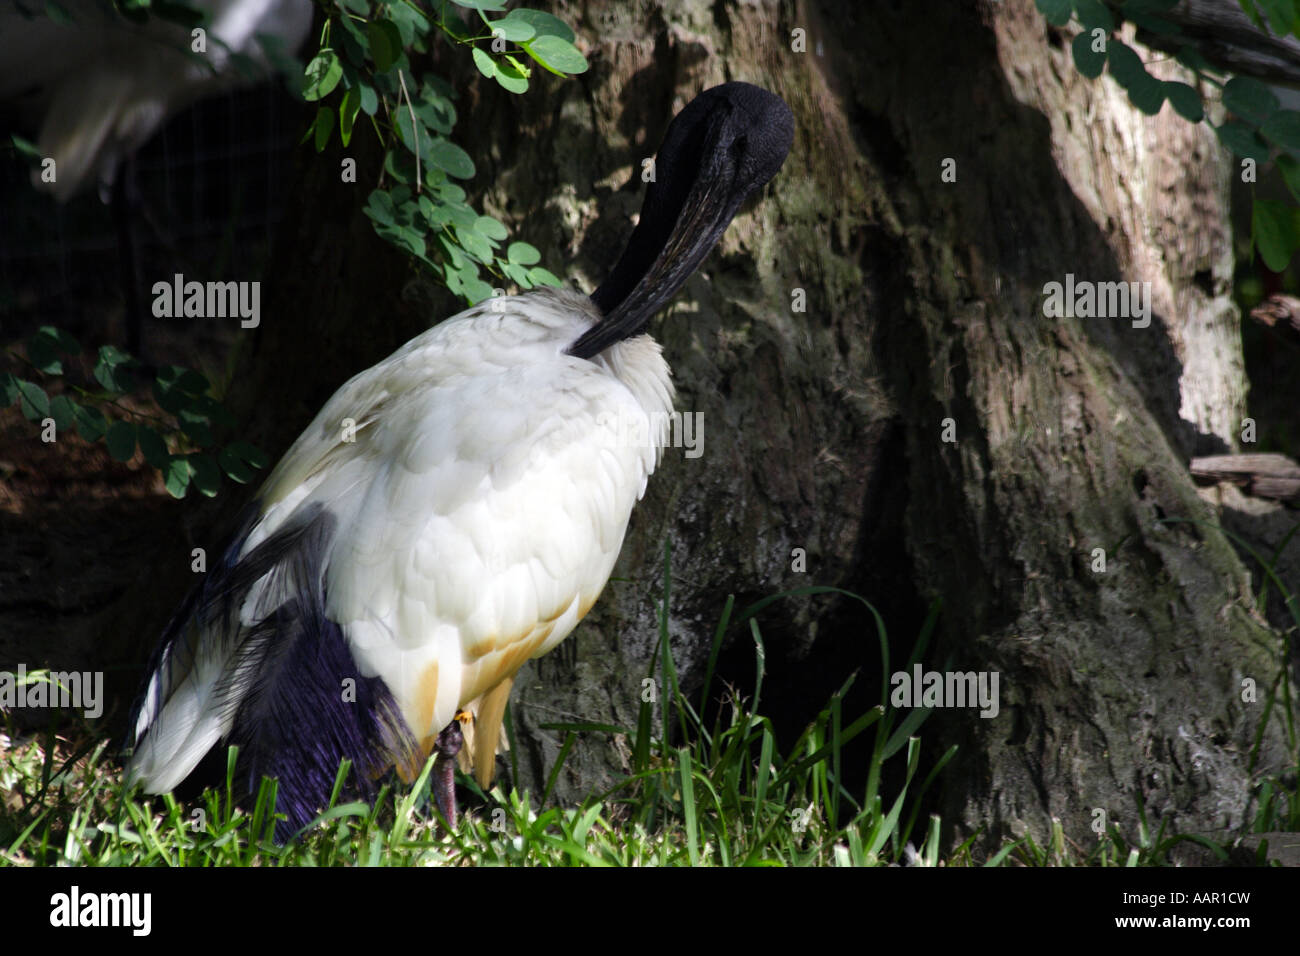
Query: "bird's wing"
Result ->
[[316, 333, 664, 748], [128, 294, 673, 798]]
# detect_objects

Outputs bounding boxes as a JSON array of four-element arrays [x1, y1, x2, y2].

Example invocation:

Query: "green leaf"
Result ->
[[395, 226, 426, 258], [487, 17, 535, 42], [527, 266, 562, 287], [219, 446, 254, 484], [1277, 154, 1300, 203], [428, 139, 475, 178], [451, 0, 507, 10], [395, 108, 422, 160], [43, 0, 76, 24], [502, 8, 574, 42], [438, 233, 466, 270], [1126, 76, 1166, 115], [1106, 40, 1148, 90], [188, 394, 235, 429], [502, 54, 530, 78], [523, 35, 588, 75], [387, 0, 429, 45], [1175, 47, 1214, 74], [177, 412, 213, 447], [462, 273, 496, 304], [368, 18, 402, 73], [1073, 0, 1113, 31], [439, 12, 475, 41], [1125, 10, 1181, 35], [457, 225, 495, 263], [359, 80, 379, 116], [1261, 109, 1300, 153], [153, 365, 209, 414], [1253, 198, 1300, 272], [42, 325, 80, 353], [314, 105, 335, 152], [1257, 0, 1297, 34], [303, 48, 343, 101], [1223, 75, 1278, 125], [502, 261, 531, 286], [414, 88, 456, 134], [437, 180, 467, 204], [48, 394, 76, 430], [16, 380, 49, 420], [1034, 0, 1072, 26], [1163, 81, 1203, 122], [337, 17, 368, 65], [472, 46, 497, 79], [1237, 0, 1265, 29], [494, 72, 528, 94], [507, 241, 541, 265], [164, 457, 192, 498], [10, 133, 40, 159], [188, 453, 222, 497], [225, 439, 270, 470], [1102, 36, 1164, 115], [365, 189, 397, 227], [26, 329, 62, 374], [137, 426, 170, 469], [73, 404, 107, 442], [165, 365, 209, 394], [475, 216, 509, 240], [93, 345, 135, 392], [106, 421, 137, 462], [494, 55, 528, 93], [1071, 30, 1106, 79], [1215, 121, 1272, 163], [339, 88, 361, 146]]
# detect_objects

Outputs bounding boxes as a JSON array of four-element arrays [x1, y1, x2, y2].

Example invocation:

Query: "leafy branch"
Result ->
[[302, 0, 585, 303], [1037, 0, 1300, 271], [1, 328, 267, 499]]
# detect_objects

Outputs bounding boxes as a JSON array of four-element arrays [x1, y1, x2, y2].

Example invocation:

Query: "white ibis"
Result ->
[[0, 0, 314, 201], [125, 81, 794, 837]]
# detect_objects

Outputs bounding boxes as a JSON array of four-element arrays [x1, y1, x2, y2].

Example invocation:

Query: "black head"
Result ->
[[568, 82, 793, 359]]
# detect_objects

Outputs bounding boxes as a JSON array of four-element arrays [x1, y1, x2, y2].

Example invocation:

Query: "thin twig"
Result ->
[[397, 68, 421, 193]]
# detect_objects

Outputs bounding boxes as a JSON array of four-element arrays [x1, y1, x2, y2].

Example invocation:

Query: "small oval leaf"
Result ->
[[106, 421, 137, 462], [303, 48, 343, 101]]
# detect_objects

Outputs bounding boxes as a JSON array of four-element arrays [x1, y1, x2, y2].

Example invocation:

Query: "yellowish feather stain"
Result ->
[[394, 586, 607, 785]]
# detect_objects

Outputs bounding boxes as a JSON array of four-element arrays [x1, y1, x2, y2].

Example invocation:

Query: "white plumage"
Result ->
[[125, 81, 793, 835], [128, 288, 673, 792]]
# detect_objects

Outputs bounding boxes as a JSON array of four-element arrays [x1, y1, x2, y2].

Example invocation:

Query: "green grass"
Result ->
[[1, 535, 1297, 866]]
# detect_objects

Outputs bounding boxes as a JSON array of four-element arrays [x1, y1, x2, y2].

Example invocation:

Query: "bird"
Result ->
[[124, 80, 794, 839], [0, 0, 314, 202]]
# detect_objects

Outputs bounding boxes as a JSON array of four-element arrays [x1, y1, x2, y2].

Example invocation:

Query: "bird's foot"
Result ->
[[432, 718, 465, 829]]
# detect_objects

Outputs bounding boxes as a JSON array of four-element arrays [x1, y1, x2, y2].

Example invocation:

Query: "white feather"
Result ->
[[128, 287, 675, 788]]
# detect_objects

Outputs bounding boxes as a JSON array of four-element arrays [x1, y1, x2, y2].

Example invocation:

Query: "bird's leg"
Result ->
[[432, 714, 469, 828]]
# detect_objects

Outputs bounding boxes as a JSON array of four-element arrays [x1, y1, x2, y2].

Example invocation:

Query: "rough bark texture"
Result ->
[[7, 0, 1295, 857]]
